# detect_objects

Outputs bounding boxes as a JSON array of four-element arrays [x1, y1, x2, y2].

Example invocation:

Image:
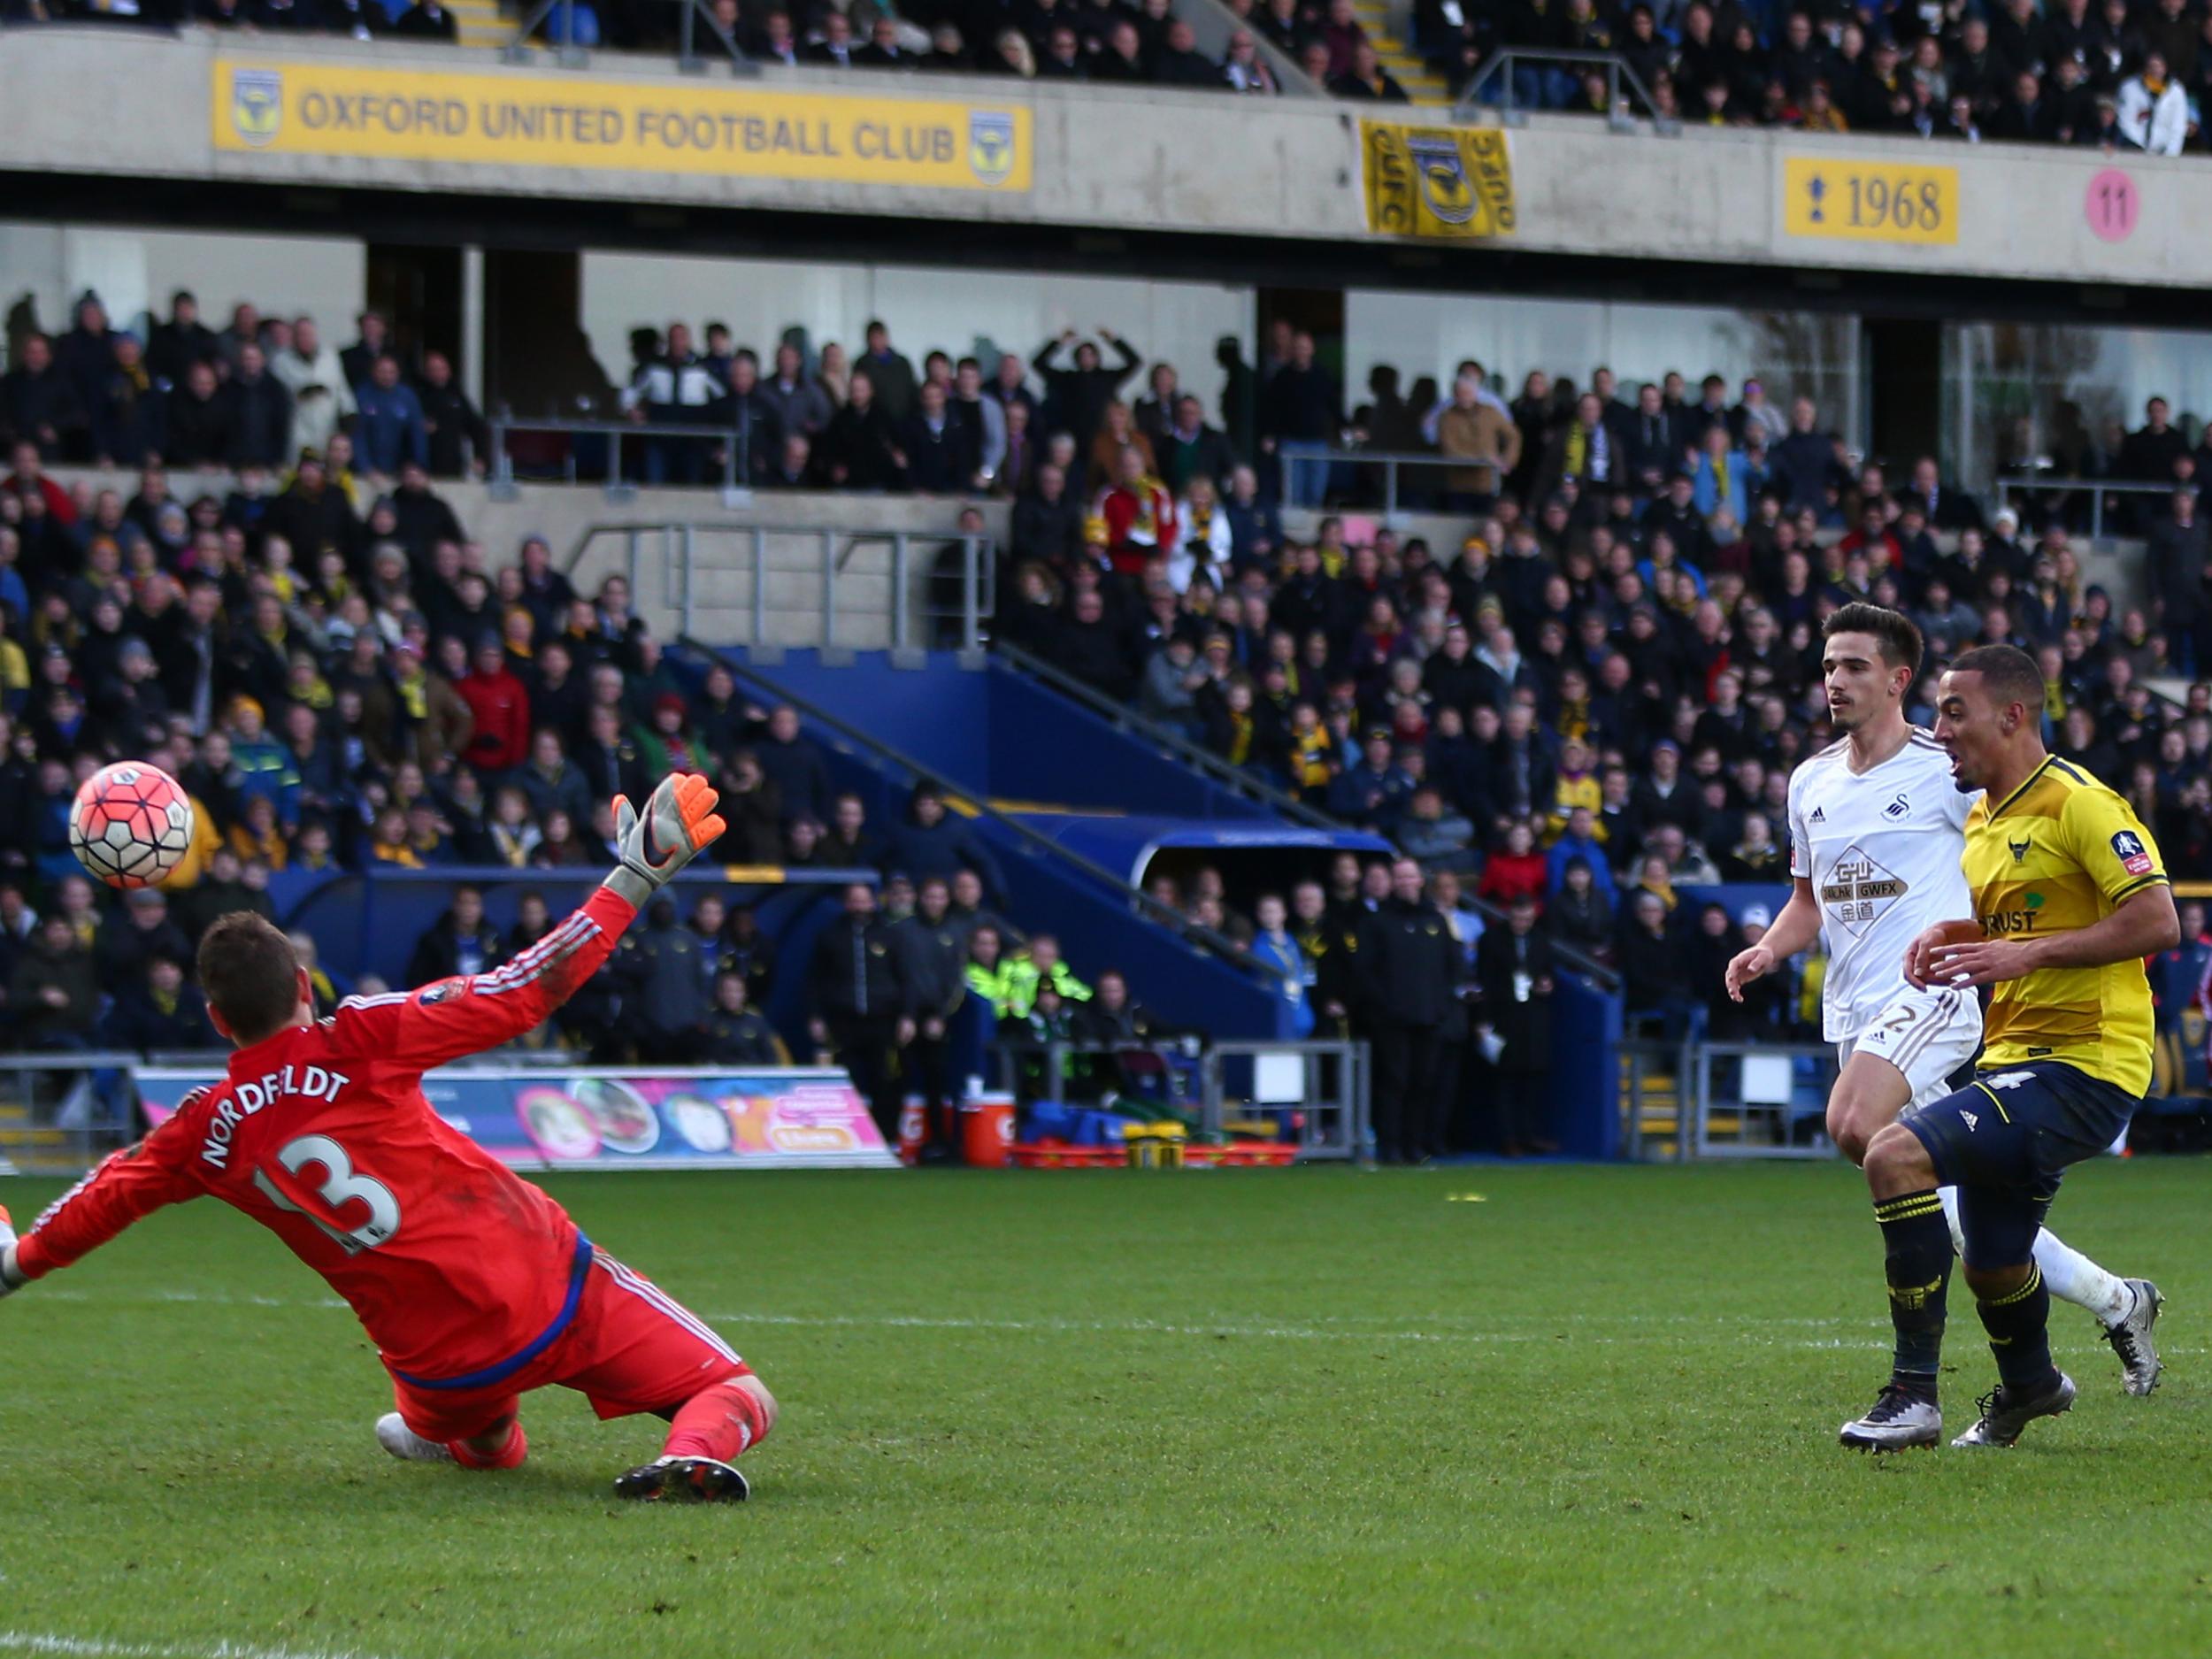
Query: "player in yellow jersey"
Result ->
[[1869, 644, 2180, 1448]]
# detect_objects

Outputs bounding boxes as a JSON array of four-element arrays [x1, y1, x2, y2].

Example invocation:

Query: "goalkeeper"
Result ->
[[0, 773, 773, 1504]]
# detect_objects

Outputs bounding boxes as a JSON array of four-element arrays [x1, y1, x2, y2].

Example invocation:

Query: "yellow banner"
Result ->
[[1361, 122, 1513, 239], [212, 59, 1031, 192], [1783, 157, 1957, 244]]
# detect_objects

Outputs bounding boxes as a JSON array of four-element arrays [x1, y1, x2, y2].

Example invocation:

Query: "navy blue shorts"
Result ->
[[1902, 1061, 2139, 1270]]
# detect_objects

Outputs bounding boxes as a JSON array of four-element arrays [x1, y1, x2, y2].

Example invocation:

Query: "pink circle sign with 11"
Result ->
[[2085, 170, 2139, 243]]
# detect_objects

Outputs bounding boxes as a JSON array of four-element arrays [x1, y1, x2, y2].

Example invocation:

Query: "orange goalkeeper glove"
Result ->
[[604, 772, 726, 910]]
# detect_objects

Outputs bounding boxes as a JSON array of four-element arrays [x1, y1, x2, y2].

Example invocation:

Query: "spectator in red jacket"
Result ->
[[1094, 445, 1177, 578], [457, 635, 531, 774], [4, 442, 80, 529], [1474, 820, 1548, 910], [1835, 503, 1901, 573]]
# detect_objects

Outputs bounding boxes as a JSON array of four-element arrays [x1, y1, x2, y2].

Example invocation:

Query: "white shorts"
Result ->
[[1835, 987, 1982, 1112]]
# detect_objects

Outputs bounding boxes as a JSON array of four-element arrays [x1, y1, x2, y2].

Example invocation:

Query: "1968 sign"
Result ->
[[1783, 158, 1959, 246]]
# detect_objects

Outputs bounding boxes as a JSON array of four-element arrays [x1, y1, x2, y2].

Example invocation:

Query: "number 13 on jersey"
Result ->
[[254, 1135, 402, 1256]]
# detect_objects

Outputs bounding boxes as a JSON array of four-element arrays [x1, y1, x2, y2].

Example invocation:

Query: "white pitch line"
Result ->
[[704, 1309, 1563, 1343], [39, 1290, 350, 1311], [41, 1286, 2178, 1356], [33, 1286, 1893, 1348], [0, 1632, 416, 1659]]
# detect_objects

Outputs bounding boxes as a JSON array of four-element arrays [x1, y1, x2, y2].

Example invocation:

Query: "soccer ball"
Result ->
[[70, 762, 195, 889]]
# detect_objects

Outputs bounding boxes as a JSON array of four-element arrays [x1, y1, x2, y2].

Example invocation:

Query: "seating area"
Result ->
[[17, 0, 2212, 145], [8, 261, 2212, 1164]]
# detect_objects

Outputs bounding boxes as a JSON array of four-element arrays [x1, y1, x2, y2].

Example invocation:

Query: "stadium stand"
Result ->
[[12, 0, 2212, 1637], [7, 261, 2212, 1156], [12, 0, 2212, 139], [10, 0, 2212, 1175], [0, 0, 1311, 95]]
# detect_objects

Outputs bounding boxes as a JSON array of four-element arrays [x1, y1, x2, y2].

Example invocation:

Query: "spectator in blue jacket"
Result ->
[[352, 353, 428, 478], [99, 954, 211, 1051], [0, 528, 29, 629], [2148, 899, 2211, 1087], [1546, 805, 1617, 903], [1223, 463, 1282, 572], [226, 695, 302, 826], [881, 781, 1008, 905], [1328, 729, 1416, 832], [92, 334, 167, 470], [516, 727, 595, 827], [1248, 892, 1314, 1038], [1690, 423, 1748, 522], [31, 756, 81, 882], [1769, 394, 1839, 512], [754, 703, 832, 826]]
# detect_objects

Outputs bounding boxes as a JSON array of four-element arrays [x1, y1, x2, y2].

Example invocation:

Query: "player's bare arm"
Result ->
[[1725, 875, 1821, 1001], [1901, 918, 1986, 988], [1925, 883, 2181, 988]]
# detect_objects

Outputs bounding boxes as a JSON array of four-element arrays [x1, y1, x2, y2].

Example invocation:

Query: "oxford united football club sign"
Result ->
[[211, 59, 1033, 194]]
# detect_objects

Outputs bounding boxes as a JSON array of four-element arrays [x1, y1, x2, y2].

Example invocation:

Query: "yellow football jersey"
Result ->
[[1961, 756, 2166, 1095]]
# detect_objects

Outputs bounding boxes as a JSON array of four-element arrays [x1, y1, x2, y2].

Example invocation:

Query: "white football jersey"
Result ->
[[1786, 730, 1981, 1041]]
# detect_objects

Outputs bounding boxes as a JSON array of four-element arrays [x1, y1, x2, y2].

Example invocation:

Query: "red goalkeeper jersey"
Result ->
[[13, 887, 636, 1387]]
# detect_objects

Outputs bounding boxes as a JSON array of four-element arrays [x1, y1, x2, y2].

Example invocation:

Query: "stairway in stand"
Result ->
[[1626, 1056, 1676, 1158], [1355, 0, 1455, 108], [0, 1098, 68, 1176], [443, 0, 512, 51]]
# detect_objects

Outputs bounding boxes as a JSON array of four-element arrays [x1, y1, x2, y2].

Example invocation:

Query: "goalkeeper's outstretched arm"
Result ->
[[330, 772, 726, 1072], [0, 773, 726, 1298], [0, 1114, 204, 1295]]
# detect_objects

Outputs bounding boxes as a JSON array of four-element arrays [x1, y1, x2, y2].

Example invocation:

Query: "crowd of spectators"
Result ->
[[0, 0, 1298, 96], [972, 324, 2212, 1087], [0, 403, 1108, 1063], [0, 296, 488, 480], [1413, 0, 2212, 151], [602, 319, 1164, 489], [712, 0, 1295, 92], [25, 0, 2212, 147], [0, 296, 1194, 1144], [0, 0, 456, 32], [597, 303, 2212, 1148], [15, 277, 2212, 1153]]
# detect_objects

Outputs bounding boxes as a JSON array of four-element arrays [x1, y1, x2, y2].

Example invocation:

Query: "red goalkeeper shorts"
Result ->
[[389, 1247, 750, 1444]]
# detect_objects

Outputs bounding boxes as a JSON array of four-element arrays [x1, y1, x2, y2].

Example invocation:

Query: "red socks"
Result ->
[[664, 1377, 769, 1464], [449, 1420, 529, 1471], [432, 1379, 765, 1472]]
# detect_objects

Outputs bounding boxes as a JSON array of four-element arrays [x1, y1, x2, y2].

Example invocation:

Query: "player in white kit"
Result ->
[[1724, 604, 2161, 1449]]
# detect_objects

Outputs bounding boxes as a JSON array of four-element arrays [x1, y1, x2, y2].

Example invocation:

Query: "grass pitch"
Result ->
[[4, 1160, 2212, 1659]]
